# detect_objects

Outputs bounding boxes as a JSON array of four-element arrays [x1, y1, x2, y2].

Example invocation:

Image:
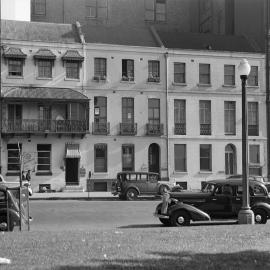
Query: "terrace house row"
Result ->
[[0, 19, 265, 191]]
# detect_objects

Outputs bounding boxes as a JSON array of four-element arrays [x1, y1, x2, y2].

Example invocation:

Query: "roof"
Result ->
[[1, 19, 81, 43], [156, 30, 261, 53], [62, 50, 84, 61], [82, 25, 159, 47], [2, 87, 89, 102], [34, 49, 56, 59], [3, 47, 27, 58]]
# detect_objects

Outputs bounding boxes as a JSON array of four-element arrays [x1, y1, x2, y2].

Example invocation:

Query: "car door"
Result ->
[[147, 173, 159, 194], [134, 173, 148, 194]]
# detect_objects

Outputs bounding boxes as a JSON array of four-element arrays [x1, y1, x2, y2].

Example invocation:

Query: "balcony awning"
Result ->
[[66, 143, 80, 158], [62, 50, 84, 61], [2, 86, 89, 102], [3, 47, 27, 59], [33, 49, 56, 60]]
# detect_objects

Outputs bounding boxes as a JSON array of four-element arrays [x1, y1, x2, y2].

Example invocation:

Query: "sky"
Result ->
[[1, 0, 30, 21]]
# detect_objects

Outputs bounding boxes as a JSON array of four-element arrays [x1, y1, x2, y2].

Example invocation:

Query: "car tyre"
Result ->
[[171, 210, 191, 226], [159, 218, 171, 226], [125, 188, 138, 201], [254, 209, 267, 224], [159, 185, 170, 195]]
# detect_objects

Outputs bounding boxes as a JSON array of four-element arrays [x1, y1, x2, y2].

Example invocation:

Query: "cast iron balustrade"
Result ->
[[119, 123, 137, 135], [174, 123, 186, 135], [146, 123, 164, 136], [1, 119, 88, 134], [200, 124, 211, 135], [248, 125, 259, 136], [92, 122, 110, 135]]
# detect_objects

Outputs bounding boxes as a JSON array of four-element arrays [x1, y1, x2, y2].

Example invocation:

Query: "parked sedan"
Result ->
[[154, 178, 270, 226]]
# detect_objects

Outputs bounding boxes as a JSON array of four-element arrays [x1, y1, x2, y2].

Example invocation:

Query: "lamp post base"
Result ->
[[238, 208, 255, 224]]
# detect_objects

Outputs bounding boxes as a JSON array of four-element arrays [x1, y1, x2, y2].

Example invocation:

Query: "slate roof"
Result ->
[[82, 25, 159, 47], [33, 49, 56, 59], [156, 30, 261, 53], [2, 87, 89, 101], [1, 19, 81, 43], [3, 47, 27, 58], [62, 50, 84, 61]]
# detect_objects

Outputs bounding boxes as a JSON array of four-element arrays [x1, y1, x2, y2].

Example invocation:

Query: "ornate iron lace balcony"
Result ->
[[2, 119, 88, 134], [174, 123, 186, 135], [119, 123, 137, 135], [200, 124, 211, 135], [92, 122, 110, 135], [146, 123, 164, 136]]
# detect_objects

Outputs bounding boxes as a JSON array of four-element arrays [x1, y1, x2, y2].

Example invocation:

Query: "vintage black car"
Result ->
[[111, 171, 173, 200], [154, 178, 270, 226]]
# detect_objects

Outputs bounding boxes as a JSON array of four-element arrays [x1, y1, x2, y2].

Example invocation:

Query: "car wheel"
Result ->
[[159, 218, 171, 226], [0, 215, 14, 232], [254, 209, 267, 224], [159, 185, 170, 195], [125, 188, 138, 201], [171, 210, 191, 227]]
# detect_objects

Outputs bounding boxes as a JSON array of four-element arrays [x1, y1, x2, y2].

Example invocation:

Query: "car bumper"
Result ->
[[153, 212, 170, 219]]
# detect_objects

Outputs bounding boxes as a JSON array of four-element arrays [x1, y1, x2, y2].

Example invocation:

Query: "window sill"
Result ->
[[92, 79, 108, 83], [246, 85, 259, 89], [36, 77, 53, 80], [173, 171, 188, 175], [197, 83, 212, 87], [64, 77, 80, 81], [147, 81, 161, 85], [120, 79, 135, 84], [199, 171, 212, 174], [222, 84, 236, 88], [36, 172, 53, 176], [225, 133, 236, 136], [172, 82, 187, 86], [7, 75, 23, 79]]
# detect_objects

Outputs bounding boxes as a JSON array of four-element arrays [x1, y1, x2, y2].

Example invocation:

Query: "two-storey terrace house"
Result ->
[[1, 20, 90, 191]]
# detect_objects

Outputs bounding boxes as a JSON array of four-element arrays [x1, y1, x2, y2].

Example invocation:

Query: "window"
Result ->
[[199, 63, 211, 84], [247, 66, 259, 86], [249, 145, 261, 176], [199, 100, 211, 135], [33, 0, 46, 15], [94, 97, 107, 124], [224, 65, 235, 85], [122, 145, 134, 171], [94, 58, 107, 80], [248, 102, 259, 136], [122, 98, 134, 123], [174, 63, 186, 83], [122, 59, 134, 81], [37, 144, 51, 173], [174, 100, 186, 135], [145, 0, 166, 22], [148, 60, 160, 82], [66, 61, 80, 79], [8, 59, 23, 76], [37, 60, 52, 78], [94, 144, 107, 172], [86, 0, 108, 19], [200, 144, 212, 171], [174, 144, 186, 172], [7, 144, 21, 172], [224, 101, 236, 135], [148, 99, 160, 125]]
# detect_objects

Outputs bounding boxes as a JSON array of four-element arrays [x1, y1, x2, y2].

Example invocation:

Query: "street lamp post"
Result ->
[[238, 59, 255, 224]]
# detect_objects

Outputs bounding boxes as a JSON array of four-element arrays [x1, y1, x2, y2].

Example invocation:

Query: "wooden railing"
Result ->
[[2, 119, 89, 133]]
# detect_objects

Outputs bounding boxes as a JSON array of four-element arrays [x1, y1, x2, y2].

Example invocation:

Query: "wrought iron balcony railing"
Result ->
[[248, 125, 259, 136], [146, 123, 164, 136], [92, 122, 110, 135], [174, 123, 186, 135], [2, 119, 88, 134], [200, 124, 211, 135], [119, 123, 137, 135]]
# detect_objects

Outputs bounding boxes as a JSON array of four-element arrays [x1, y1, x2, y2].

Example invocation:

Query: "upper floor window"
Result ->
[[94, 58, 107, 81], [8, 59, 23, 77], [174, 63, 186, 84], [148, 60, 160, 82], [86, 0, 108, 19], [148, 98, 160, 125], [145, 0, 166, 22], [174, 99, 186, 135], [248, 102, 259, 136], [33, 0, 46, 15], [66, 61, 80, 79], [247, 66, 259, 86], [224, 101, 236, 135], [224, 65, 235, 86], [199, 100, 211, 135], [38, 60, 52, 78], [122, 59, 134, 81], [199, 63, 211, 85]]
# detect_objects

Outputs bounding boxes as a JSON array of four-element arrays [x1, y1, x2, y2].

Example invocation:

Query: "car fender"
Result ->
[[124, 185, 141, 195], [251, 202, 270, 216], [168, 202, 210, 222]]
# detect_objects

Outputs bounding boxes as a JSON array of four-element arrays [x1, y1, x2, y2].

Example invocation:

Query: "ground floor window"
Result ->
[[200, 144, 212, 171], [37, 144, 51, 173], [7, 144, 21, 173], [94, 144, 107, 172], [122, 144, 134, 171], [174, 144, 186, 172]]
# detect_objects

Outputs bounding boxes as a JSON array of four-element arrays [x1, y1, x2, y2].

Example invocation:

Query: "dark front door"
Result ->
[[65, 158, 79, 185], [148, 143, 160, 174]]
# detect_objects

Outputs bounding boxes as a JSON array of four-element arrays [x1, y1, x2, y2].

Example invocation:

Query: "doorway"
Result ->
[[148, 143, 160, 174], [225, 144, 237, 176], [65, 158, 79, 185]]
